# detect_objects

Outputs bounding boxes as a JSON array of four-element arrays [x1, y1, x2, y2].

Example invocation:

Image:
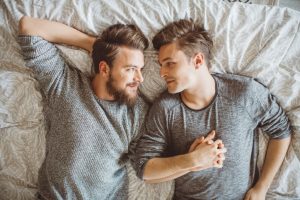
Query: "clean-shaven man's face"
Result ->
[[158, 42, 197, 94]]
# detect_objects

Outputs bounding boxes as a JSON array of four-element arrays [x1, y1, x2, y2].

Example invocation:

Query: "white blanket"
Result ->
[[0, 0, 299, 199]]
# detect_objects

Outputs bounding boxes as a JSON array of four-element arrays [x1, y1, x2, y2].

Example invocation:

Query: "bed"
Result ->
[[0, 0, 299, 199]]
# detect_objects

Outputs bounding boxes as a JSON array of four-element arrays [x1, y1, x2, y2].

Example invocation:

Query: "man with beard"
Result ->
[[18, 16, 148, 200]]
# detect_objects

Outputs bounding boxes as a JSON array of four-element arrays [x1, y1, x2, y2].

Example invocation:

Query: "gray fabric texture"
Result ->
[[18, 35, 149, 200], [134, 73, 291, 200]]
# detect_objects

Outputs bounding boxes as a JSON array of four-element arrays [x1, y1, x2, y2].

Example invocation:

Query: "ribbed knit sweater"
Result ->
[[19, 36, 148, 200]]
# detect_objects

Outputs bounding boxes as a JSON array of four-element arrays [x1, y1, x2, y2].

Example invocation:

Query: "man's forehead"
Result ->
[[158, 43, 179, 62], [114, 47, 144, 64], [114, 56, 144, 69], [118, 46, 144, 55]]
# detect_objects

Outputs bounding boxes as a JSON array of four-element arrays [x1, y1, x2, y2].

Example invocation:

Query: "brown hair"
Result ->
[[92, 24, 149, 73], [152, 19, 213, 67]]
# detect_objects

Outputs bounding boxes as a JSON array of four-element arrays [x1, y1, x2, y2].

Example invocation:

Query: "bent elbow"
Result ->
[[18, 16, 41, 36], [19, 16, 31, 35]]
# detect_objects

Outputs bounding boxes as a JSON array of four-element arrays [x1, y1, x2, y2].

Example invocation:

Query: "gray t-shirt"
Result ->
[[18, 36, 148, 200], [134, 73, 291, 200]]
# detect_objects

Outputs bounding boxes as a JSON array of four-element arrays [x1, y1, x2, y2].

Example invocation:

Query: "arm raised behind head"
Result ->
[[18, 16, 96, 53]]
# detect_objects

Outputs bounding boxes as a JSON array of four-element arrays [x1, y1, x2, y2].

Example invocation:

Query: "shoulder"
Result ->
[[151, 90, 181, 112], [213, 73, 268, 100], [135, 94, 150, 112]]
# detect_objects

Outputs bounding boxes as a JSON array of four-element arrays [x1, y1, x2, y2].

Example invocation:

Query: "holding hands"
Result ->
[[188, 130, 226, 171]]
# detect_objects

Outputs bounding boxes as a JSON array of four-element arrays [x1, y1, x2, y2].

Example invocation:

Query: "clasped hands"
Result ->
[[187, 130, 227, 172]]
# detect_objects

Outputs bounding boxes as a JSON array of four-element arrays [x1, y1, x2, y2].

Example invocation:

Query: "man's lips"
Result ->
[[127, 82, 139, 88], [165, 79, 175, 84]]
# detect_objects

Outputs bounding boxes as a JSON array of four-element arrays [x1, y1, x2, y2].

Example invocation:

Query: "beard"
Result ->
[[106, 73, 138, 107]]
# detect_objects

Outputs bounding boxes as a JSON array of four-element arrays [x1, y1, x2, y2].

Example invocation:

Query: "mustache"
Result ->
[[126, 82, 140, 87]]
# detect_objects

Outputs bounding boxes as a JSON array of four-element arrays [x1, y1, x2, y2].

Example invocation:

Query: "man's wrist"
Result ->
[[254, 180, 270, 193], [182, 151, 202, 171], [168, 153, 194, 172], [86, 36, 96, 53]]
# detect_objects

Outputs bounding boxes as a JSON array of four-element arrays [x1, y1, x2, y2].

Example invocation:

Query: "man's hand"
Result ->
[[188, 130, 226, 171], [244, 184, 267, 200], [188, 130, 218, 152], [244, 136, 291, 200], [142, 130, 226, 183]]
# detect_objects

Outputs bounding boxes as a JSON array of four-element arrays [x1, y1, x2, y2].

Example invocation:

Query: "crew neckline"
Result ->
[[180, 75, 218, 112]]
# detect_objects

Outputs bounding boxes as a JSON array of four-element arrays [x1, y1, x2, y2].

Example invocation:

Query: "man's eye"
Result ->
[[167, 62, 175, 67], [127, 68, 135, 71]]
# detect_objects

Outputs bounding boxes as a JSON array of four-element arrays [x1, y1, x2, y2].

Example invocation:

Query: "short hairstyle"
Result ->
[[92, 24, 149, 74], [152, 19, 213, 67]]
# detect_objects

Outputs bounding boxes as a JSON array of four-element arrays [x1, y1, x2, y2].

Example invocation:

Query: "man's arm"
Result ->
[[17, 16, 96, 95], [144, 170, 190, 184], [244, 136, 291, 200], [19, 16, 95, 52], [143, 139, 226, 183], [244, 80, 292, 200], [144, 131, 225, 184], [144, 163, 213, 184]]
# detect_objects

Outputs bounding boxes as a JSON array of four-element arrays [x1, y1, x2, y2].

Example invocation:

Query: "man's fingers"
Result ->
[[217, 147, 227, 154], [214, 139, 223, 146], [214, 159, 223, 168], [199, 137, 205, 142], [188, 136, 204, 152], [213, 152, 225, 166], [207, 139, 214, 145], [218, 153, 225, 160], [203, 130, 215, 142], [218, 143, 224, 149]]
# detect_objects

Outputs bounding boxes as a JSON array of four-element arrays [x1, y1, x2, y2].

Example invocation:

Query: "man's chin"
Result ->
[[126, 89, 138, 98], [167, 88, 178, 94], [125, 96, 137, 107], [119, 92, 138, 107]]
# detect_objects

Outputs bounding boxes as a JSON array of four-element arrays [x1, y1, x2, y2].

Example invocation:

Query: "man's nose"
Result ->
[[160, 66, 167, 78], [134, 69, 144, 83]]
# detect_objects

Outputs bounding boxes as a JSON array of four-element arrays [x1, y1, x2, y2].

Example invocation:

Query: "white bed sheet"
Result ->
[[0, 0, 299, 199]]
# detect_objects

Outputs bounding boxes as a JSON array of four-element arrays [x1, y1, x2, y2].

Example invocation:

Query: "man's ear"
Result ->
[[99, 61, 110, 77], [193, 53, 205, 69]]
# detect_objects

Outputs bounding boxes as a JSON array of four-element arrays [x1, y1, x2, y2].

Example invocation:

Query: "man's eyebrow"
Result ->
[[162, 57, 172, 62], [158, 57, 172, 66], [124, 64, 144, 68], [124, 65, 137, 68], [157, 57, 172, 66]]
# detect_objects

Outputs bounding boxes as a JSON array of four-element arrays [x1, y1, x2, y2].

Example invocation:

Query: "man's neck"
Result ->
[[181, 73, 216, 110], [92, 74, 114, 101]]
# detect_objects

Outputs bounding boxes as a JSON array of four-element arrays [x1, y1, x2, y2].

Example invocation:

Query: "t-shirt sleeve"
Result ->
[[133, 100, 170, 179], [250, 79, 291, 139], [18, 35, 67, 95]]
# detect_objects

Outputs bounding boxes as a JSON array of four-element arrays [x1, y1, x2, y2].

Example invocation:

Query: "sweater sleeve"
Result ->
[[18, 35, 67, 96]]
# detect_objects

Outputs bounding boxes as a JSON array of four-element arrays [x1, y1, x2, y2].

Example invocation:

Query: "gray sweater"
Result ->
[[18, 36, 148, 200], [134, 73, 291, 200]]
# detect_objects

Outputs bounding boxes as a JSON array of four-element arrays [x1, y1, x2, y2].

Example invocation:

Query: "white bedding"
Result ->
[[0, 0, 299, 199]]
